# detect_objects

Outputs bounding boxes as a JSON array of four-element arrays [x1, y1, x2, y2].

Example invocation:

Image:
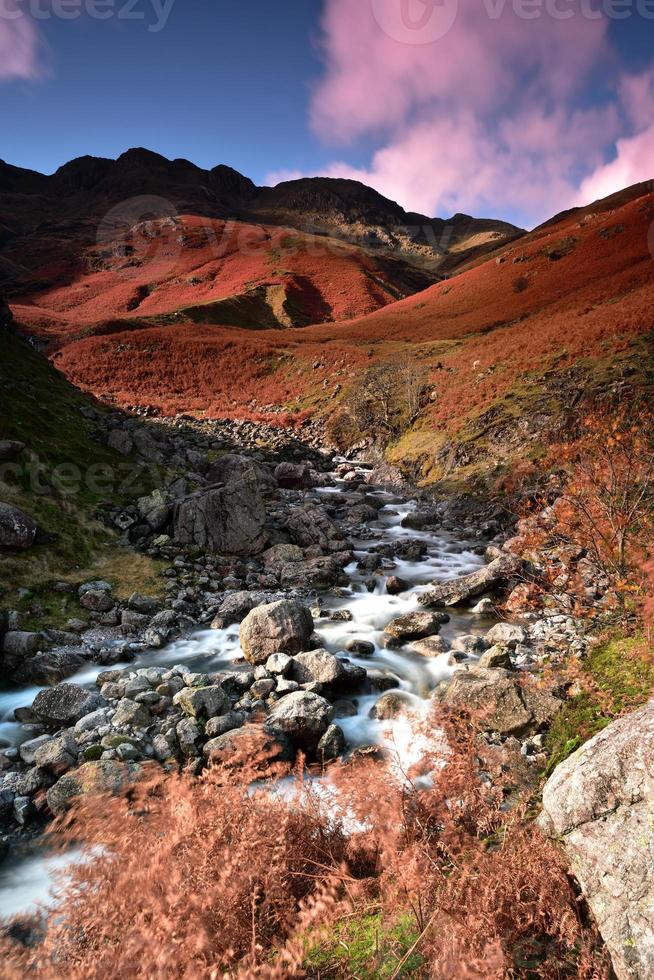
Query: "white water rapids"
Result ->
[[0, 481, 494, 919]]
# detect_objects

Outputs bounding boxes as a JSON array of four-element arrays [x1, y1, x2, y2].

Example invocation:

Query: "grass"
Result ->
[[0, 330, 164, 619], [544, 634, 654, 774], [303, 911, 424, 979]]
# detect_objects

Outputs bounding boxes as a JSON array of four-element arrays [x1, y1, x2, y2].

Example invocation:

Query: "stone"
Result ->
[[128, 593, 160, 615], [204, 711, 246, 739], [176, 718, 201, 757], [79, 580, 112, 596], [206, 454, 276, 494], [344, 639, 376, 658], [279, 557, 344, 589], [262, 543, 304, 572], [173, 472, 267, 556], [173, 685, 230, 720], [266, 652, 293, 676], [108, 429, 134, 455], [285, 504, 345, 553], [240, 599, 313, 665], [384, 611, 449, 643], [74, 707, 111, 734], [485, 622, 526, 648], [112, 698, 152, 728], [19, 734, 52, 766], [274, 461, 312, 489], [136, 489, 171, 531], [210, 591, 257, 629], [32, 684, 105, 728], [442, 666, 561, 736], [0, 440, 25, 461], [471, 597, 495, 615], [317, 724, 346, 762], [13, 650, 86, 686], [0, 502, 37, 550], [539, 702, 654, 980], [290, 650, 349, 692], [80, 589, 115, 613], [2, 630, 47, 659], [33, 733, 78, 773], [203, 724, 295, 773], [46, 760, 140, 815], [386, 576, 410, 595], [418, 555, 523, 607], [369, 691, 420, 721], [412, 636, 447, 657], [264, 691, 333, 754], [478, 646, 514, 670]]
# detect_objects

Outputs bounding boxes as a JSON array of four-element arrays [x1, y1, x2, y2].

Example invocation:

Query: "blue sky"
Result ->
[[1, 0, 653, 226]]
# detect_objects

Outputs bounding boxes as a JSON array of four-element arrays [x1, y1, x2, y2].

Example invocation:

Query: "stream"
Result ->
[[0, 477, 495, 920]]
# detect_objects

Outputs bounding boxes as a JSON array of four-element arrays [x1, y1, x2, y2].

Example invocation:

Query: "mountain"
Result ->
[[43, 181, 653, 485], [0, 148, 522, 299]]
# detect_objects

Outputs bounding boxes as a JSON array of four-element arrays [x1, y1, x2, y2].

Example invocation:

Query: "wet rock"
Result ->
[[32, 684, 105, 728], [240, 599, 313, 665], [47, 760, 141, 815], [173, 685, 230, 720], [471, 597, 495, 615], [173, 472, 267, 556], [385, 576, 410, 595], [290, 649, 349, 692], [317, 724, 346, 762], [539, 702, 654, 980], [0, 503, 37, 550], [418, 555, 523, 607], [369, 691, 420, 721], [345, 638, 376, 658], [384, 611, 449, 643], [412, 635, 448, 657], [264, 691, 333, 754]]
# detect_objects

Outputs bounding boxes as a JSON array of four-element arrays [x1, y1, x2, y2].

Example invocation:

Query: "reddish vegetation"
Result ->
[[0, 714, 608, 978], [13, 215, 415, 341], [11, 188, 654, 430]]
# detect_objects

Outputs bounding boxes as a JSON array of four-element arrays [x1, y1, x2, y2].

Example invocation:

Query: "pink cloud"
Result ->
[[579, 125, 654, 205], [305, 0, 652, 226], [0, 5, 43, 81]]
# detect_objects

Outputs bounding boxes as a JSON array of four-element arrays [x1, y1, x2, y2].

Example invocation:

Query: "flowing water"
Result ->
[[0, 478, 494, 919]]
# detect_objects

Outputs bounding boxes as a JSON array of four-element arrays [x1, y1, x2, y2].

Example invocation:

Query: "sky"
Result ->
[[1, 0, 653, 227]]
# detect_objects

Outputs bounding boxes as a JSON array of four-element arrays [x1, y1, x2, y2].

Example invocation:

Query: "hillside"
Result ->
[[0, 148, 522, 303], [42, 182, 654, 486]]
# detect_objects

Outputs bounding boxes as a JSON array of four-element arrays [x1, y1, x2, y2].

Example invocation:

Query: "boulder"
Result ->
[[285, 504, 345, 553], [113, 698, 152, 728], [264, 691, 333, 753], [386, 576, 410, 595], [210, 591, 257, 629], [274, 461, 312, 490], [369, 691, 420, 721], [384, 611, 449, 643], [33, 733, 78, 774], [442, 666, 561, 736], [317, 724, 346, 762], [136, 489, 171, 531], [107, 429, 134, 456], [203, 724, 295, 774], [290, 649, 350, 692], [80, 589, 115, 613], [46, 760, 140, 815], [2, 630, 47, 660], [412, 635, 448, 657], [262, 543, 304, 573], [418, 555, 523, 608], [173, 472, 266, 555], [12, 650, 86, 686], [539, 702, 654, 980], [478, 646, 514, 670], [485, 622, 526, 648], [206, 454, 276, 494], [279, 556, 344, 589], [0, 503, 37, 550], [240, 599, 313, 665], [32, 684, 105, 728], [173, 685, 230, 720]]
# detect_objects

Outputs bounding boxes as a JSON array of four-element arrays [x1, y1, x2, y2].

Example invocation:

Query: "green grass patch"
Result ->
[[303, 911, 423, 979], [545, 634, 654, 774]]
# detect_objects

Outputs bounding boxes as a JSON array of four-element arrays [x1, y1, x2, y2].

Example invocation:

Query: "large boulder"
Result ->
[[284, 504, 346, 553], [384, 611, 448, 643], [46, 760, 141, 815], [264, 691, 333, 754], [418, 555, 523, 607], [173, 472, 266, 555], [204, 724, 295, 775], [240, 600, 313, 665], [206, 454, 276, 494], [32, 684, 105, 728], [173, 685, 230, 720], [279, 556, 345, 589], [290, 649, 350, 694], [0, 502, 37, 550], [539, 702, 654, 980], [274, 461, 312, 489], [442, 666, 562, 736]]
